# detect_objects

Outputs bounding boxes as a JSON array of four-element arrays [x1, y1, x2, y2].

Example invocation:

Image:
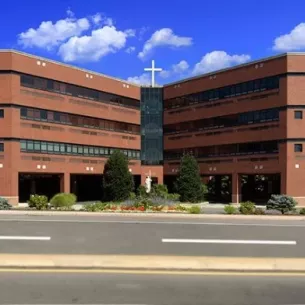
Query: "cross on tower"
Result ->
[[144, 60, 162, 87]]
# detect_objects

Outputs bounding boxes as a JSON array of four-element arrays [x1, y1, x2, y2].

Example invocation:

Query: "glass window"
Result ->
[[83, 147, 89, 155], [20, 141, 26, 151], [41, 142, 47, 152], [295, 111, 303, 119], [54, 112, 60, 122], [40, 110, 47, 121], [94, 148, 99, 155], [20, 108, 27, 118], [0, 143, 3, 152], [72, 145, 78, 154], [47, 143, 54, 152], [78, 146, 83, 154], [295, 144, 303, 152], [60, 144, 65, 153], [34, 141, 41, 151], [54, 143, 60, 153], [47, 111, 54, 121], [89, 147, 94, 155], [27, 141, 34, 151], [0, 109, 3, 118], [66, 145, 72, 153]]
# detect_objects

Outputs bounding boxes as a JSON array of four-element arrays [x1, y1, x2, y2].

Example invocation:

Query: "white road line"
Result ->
[[162, 239, 297, 245], [0, 236, 51, 241], [0, 218, 305, 227]]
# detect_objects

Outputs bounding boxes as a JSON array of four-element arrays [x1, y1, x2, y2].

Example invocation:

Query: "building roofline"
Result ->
[[0, 49, 141, 87], [164, 52, 305, 87]]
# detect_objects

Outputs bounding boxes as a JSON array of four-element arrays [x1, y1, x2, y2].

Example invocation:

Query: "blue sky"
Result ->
[[1, 0, 305, 85]]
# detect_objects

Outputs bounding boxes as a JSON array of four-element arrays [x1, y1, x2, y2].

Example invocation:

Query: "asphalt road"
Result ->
[[0, 214, 305, 257], [0, 270, 305, 304]]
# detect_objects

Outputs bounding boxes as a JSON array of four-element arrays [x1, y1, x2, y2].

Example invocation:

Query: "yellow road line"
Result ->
[[0, 268, 305, 277]]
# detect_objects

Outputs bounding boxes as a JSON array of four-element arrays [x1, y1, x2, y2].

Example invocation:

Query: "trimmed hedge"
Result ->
[[50, 193, 77, 210]]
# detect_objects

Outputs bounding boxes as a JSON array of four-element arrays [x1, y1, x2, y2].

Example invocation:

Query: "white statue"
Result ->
[[145, 176, 152, 193]]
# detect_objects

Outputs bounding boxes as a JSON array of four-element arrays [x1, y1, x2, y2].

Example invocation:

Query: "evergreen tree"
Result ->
[[102, 150, 134, 201], [176, 153, 206, 203]]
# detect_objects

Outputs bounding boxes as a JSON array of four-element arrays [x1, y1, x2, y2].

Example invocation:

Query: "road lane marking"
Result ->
[[0, 236, 51, 241], [162, 239, 297, 245], [1, 268, 305, 277], [1, 218, 305, 227]]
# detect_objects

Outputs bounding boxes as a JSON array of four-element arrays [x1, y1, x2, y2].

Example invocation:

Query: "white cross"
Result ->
[[144, 60, 162, 87]]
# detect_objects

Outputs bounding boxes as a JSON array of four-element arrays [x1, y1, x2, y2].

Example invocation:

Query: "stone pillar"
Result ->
[[231, 173, 241, 204]]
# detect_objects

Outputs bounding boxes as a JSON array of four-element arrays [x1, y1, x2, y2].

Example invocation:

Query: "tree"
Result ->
[[176, 153, 206, 203], [102, 150, 134, 201]]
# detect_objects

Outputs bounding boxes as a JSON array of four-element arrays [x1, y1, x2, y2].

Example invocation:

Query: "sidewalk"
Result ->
[[0, 254, 304, 272]]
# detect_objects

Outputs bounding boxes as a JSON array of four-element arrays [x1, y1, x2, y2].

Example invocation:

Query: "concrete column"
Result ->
[[231, 173, 241, 204]]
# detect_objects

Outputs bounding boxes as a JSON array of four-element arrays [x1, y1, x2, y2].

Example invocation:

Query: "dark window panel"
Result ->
[[295, 110, 303, 119], [20, 74, 140, 109], [295, 144, 303, 152], [164, 75, 280, 109], [0, 109, 3, 118]]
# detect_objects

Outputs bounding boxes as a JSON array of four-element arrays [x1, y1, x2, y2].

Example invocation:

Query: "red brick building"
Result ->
[[1, 50, 305, 205]]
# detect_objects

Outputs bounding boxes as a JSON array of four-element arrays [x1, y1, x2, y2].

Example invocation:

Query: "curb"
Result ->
[[1, 255, 305, 272], [1, 210, 305, 220]]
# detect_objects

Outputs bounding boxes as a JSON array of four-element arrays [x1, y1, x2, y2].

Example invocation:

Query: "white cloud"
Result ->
[[91, 13, 114, 27], [273, 23, 305, 51], [124, 29, 136, 37], [92, 13, 102, 25], [192, 51, 251, 75], [125, 46, 136, 54], [172, 60, 189, 73], [18, 13, 90, 50], [138, 28, 192, 59], [127, 73, 151, 85], [58, 25, 133, 62], [160, 60, 189, 78]]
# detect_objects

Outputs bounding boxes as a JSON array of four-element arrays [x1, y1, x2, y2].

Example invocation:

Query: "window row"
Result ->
[[20, 74, 140, 109], [164, 75, 280, 109], [20, 140, 140, 159], [164, 108, 279, 134], [164, 141, 279, 160], [20, 107, 140, 134]]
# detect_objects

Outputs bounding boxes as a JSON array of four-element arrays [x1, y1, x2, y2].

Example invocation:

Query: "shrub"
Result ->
[[28, 194, 48, 210], [239, 201, 256, 215], [0, 197, 12, 210], [176, 154, 206, 203], [267, 194, 297, 215], [137, 185, 148, 198], [50, 193, 77, 210], [300, 208, 305, 215], [129, 192, 136, 200], [84, 202, 106, 212], [188, 205, 201, 214], [224, 205, 237, 214], [166, 193, 181, 202], [135, 198, 151, 210], [103, 150, 134, 202], [254, 207, 265, 215], [151, 184, 168, 198], [175, 204, 187, 211]]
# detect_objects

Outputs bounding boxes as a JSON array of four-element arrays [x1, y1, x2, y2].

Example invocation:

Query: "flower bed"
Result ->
[[82, 202, 196, 214]]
